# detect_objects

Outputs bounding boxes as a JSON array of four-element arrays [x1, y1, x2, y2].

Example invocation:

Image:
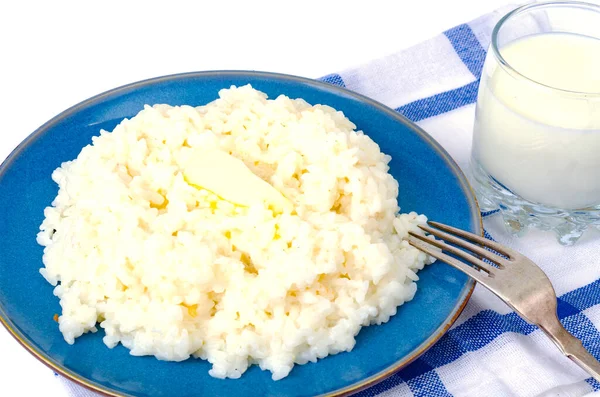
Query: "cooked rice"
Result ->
[[37, 85, 433, 380]]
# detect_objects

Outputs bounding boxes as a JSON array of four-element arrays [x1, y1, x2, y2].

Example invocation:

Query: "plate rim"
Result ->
[[0, 70, 480, 397]]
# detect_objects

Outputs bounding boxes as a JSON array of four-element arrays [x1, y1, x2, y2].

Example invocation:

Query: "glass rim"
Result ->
[[491, 0, 600, 97]]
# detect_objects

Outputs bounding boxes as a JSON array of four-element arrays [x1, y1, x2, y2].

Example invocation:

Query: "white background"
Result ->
[[0, 0, 512, 395]]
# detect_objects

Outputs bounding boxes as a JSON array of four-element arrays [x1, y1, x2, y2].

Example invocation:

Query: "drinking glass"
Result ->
[[471, 1, 600, 245]]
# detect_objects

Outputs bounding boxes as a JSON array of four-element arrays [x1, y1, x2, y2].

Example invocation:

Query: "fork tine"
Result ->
[[428, 221, 517, 260], [408, 232, 498, 275], [419, 223, 507, 267], [407, 236, 493, 286]]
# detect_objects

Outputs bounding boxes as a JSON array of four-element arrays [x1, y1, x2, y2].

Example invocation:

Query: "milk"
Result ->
[[472, 33, 600, 210]]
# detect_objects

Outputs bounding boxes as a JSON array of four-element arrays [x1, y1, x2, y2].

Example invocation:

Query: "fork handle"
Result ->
[[540, 317, 600, 382]]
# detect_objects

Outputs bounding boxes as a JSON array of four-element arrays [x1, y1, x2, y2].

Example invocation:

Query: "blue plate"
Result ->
[[0, 71, 479, 397]]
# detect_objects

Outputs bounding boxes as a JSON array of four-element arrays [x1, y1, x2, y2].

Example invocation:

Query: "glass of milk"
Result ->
[[471, 1, 600, 245]]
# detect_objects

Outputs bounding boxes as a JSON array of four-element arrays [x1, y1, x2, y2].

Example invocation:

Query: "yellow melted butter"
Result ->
[[183, 149, 293, 213]]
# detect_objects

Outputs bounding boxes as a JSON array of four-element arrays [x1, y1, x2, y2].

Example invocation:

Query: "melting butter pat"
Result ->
[[183, 149, 293, 213]]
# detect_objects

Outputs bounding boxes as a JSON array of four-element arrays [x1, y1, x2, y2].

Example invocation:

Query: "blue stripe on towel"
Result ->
[[395, 80, 480, 122], [481, 209, 500, 217], [586, 378, 600, 391], [406, 366, 453, 397], [318, 73, 346, 88], [393, 24, 486, 122], [444, 24, 487, 78]]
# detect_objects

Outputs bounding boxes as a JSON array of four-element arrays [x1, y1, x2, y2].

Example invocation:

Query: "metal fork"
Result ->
[[408, 221, 600, 382]]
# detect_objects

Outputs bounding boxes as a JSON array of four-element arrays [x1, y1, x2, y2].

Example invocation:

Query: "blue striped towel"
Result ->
[[62, 5, 600, 397]]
